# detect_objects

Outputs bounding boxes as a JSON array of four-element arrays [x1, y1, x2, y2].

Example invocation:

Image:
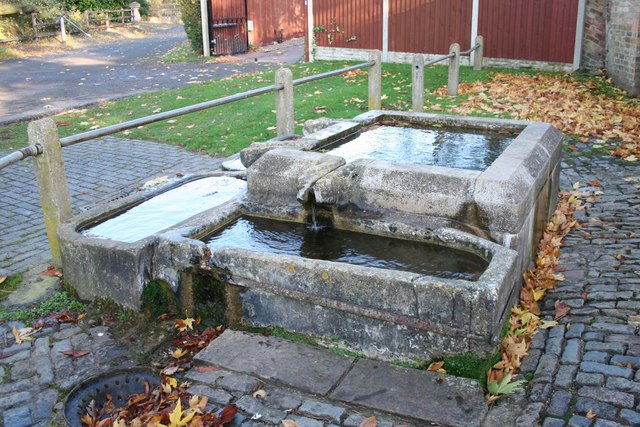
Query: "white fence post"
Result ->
[[368, 50, 382, 110], [60, 16, 66, 44], [275, 68, 295, 137], [412, 55, 424, 112], [28, 118, 72, 267], [448, 43, 461, 96], [474, 35, 484, 71]]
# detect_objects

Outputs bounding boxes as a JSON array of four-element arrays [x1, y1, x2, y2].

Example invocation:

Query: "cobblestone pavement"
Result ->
[[519, 147, 640, 426], [0, 321, 135, 427], [0, 136, 221, 273]]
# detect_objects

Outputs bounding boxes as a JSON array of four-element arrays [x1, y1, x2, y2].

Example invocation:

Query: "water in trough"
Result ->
[[206, 215, 488, 280], [326, 125, 515, 170]]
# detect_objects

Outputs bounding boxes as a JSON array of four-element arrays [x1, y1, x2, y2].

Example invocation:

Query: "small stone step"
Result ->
[[194, 330, 354, 395], [330, 359, 487, 427]]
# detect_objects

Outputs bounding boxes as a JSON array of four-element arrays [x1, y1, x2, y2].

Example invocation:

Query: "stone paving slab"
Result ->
[[330, 359, 487, 427], [194, 330, 354, 396]]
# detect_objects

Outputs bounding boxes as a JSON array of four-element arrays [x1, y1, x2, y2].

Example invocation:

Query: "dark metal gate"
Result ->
[[210, 0, 249, 55]]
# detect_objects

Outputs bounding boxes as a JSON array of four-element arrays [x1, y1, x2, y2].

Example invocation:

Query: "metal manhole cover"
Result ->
[[64, 367, 159, 427]]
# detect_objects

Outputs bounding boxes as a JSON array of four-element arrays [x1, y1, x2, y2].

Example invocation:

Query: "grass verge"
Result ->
[[0, 62, 503, 155], [0, 291, 86, 322]]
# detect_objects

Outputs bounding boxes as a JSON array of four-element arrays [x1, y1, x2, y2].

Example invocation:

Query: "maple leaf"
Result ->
[[486, 374, 526, 399], [174, 318, 195, 332], [12, 326, 35, 344]]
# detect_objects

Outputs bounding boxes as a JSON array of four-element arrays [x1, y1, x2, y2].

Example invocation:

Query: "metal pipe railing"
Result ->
[[0, 145, 42, 169], [0, 60, 377, 168], [293, 61, 374, 86], [424, 52, 456, 67], [460, 43, 481, 56]]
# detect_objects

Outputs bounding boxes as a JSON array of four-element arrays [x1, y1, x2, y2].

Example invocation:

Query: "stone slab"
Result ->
[[194, 330, 353, 395], [330, 359, 487, 427]]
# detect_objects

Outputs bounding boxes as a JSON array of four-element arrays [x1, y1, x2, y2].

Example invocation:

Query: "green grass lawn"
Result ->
[[0, 61, 512, 157]]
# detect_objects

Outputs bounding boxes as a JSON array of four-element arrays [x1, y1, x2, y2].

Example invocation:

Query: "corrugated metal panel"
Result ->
[[313, 0, 383, 49], [389, 0, 473, 54], [479, 0, 579, 63], [247, 0, 306, 46]]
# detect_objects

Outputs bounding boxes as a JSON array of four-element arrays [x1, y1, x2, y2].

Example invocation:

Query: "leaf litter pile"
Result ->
[[436, 72, 640, 161], [486, 185, 586, 402]]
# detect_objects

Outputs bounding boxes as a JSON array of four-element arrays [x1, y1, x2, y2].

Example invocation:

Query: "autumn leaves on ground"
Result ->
[[434, 72, 639, 161]]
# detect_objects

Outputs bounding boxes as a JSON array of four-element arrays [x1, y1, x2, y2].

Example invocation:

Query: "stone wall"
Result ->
[[582, 0, 608, 69], [606, 0, 640, 96], [582, 0, 640, 96]]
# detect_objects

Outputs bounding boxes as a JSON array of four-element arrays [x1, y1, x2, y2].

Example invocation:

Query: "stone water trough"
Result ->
[[59, 111, 562, 361]]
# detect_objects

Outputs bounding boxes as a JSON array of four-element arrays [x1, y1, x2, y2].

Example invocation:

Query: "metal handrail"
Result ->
[[424, 52, 456, 67], [0, 60, 375, 170], [460, 43, 481, 56]]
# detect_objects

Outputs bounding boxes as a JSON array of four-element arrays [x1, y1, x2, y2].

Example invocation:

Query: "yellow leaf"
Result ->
[[533, 289, 546, 302], [282, 420, 300, 427], [0, 275, 6, 285], [427, 361, 447, 374], [172, 348, 188, 359]]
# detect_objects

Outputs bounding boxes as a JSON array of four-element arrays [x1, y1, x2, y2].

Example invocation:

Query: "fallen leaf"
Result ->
[[586, 409, 597, 420], [585, 181, 602, 187], [12, 326, 35, 344], [555, 300, 571, 320], [195, 365, 221, 373], [0, 275, 6, 285], [359, 416, 378, 427], [174, 317, 195, 332], [42, 266, 63, 277], [171, 348, 188, 359], [539, 320, 558, 329], [427, 361, 447, 374], [61, 349, 90, 358], [253, 389, 267, 399], [281, 420, 300, 427]]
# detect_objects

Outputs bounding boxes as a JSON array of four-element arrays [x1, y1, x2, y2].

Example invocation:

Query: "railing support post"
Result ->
[[29, 118, 72, 267], [412, 55, 424, 112], [448, 43, 461, 96], [275, 67, 295, 137], [474, 35, 484, 71], [59, 16, 66, 44], [368, 50, 382, 110]]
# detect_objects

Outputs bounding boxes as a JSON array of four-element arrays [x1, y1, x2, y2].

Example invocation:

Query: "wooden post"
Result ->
[[32, 13, 38, 38], [412, 55, 424, 112], [474, 35, 484, 71], [275, 68, 294, 137], [59, 16, 66, 44], [29, 118, 72, 267], [368, 50, 382, 110], [448, 43, 461, 96]]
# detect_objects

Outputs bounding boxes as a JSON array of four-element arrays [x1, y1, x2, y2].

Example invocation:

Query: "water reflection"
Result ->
[[207, 216, 487, 280], [82, 177, 246, 243], [327, 126, 514, 170]]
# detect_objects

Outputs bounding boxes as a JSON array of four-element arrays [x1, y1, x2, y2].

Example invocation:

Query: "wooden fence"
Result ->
[[310, 0, 584, 69]]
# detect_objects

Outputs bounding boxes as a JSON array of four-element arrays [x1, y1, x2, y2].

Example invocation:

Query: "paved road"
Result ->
[[0, 25, 304, 124]]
